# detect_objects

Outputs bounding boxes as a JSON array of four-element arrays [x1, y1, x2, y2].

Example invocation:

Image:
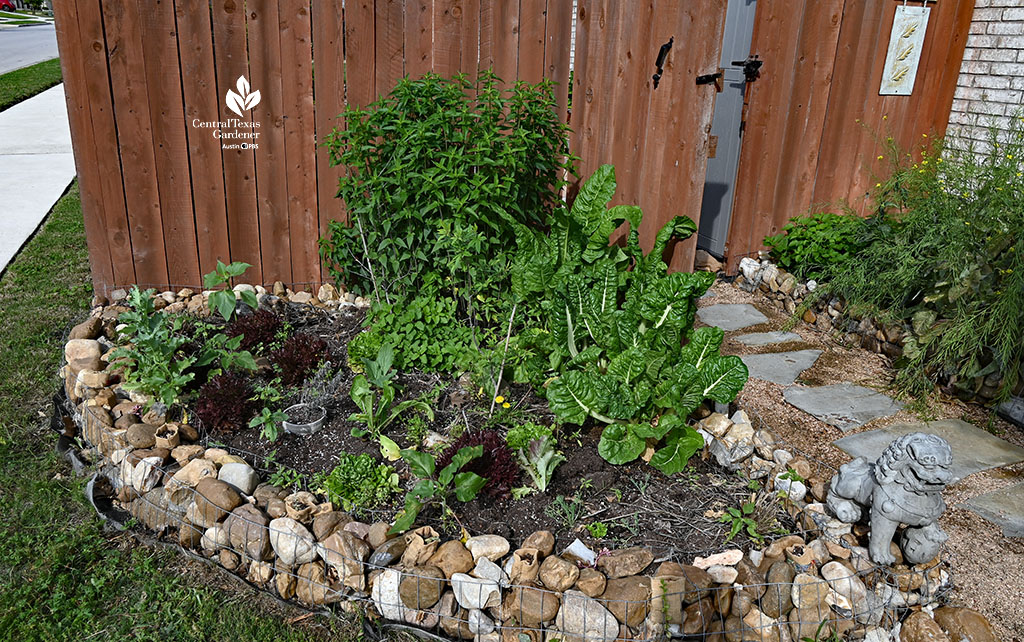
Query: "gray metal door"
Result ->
[[697, 0, 758, 258]]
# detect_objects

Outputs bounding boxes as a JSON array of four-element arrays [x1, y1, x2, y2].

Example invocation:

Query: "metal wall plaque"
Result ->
[[880, 5, 931, 96]]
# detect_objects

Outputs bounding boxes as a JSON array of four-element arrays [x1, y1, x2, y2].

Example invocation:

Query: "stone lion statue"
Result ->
[[826, 432, 953, 565]]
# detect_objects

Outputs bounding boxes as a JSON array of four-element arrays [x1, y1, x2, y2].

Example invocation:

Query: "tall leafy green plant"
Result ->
[[508, 165, 749, 474], [320, 70, 577, 326]]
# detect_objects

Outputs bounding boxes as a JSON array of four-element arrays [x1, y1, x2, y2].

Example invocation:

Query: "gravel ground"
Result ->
[[701, 280, 1024, 639]]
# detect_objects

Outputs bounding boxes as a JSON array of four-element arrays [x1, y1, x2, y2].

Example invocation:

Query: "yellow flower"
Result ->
[[965, 221, 970, 225], [919, 169, 925, 173], [494, 395, 505, 404], [883, 115, 888, 120], [876, 183, 882, 187], [502, 402, 511, 409], [877, 155, 884, 160], [922, 160, 928, 165], [1010, 154, 1015, 159], [922, 133, 928, 138]]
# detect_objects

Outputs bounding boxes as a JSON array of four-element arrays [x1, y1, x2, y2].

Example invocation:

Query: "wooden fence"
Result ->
[[53, 0, 974, 295], [53, 0, 574, 294], [725, 0, 976, 272]]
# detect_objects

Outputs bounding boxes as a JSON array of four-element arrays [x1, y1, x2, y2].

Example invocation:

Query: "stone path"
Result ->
[[734, 331, 802, 346], [696, 303, 767, 331], [963, 483, 1024, 537], [834, 418, 1024, 482], [740, 350, 821, 386], [784, 383, 903, 433], [699, 290, 1024, 538]]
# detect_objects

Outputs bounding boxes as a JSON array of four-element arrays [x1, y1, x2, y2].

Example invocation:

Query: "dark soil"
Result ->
[[284, 403, 326, 425], [197, 301, 795, 559]]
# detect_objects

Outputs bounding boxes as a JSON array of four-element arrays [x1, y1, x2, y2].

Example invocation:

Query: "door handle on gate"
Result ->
[[652, 37, 674, 89]]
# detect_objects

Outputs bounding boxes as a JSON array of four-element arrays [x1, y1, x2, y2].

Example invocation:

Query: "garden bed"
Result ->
[[57, 284, 1004, 642], [86, 289, 783, 557]]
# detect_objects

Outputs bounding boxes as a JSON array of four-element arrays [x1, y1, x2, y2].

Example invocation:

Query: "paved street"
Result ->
[[0, 84, 75, 274], [0, 24, 58, 74]]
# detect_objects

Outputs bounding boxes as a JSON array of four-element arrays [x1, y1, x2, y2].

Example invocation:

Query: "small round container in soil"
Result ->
[[282, 403, 327, 436]]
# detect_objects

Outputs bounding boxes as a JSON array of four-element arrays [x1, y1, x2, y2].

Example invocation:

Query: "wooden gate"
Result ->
[[571, 0, 727, 272]]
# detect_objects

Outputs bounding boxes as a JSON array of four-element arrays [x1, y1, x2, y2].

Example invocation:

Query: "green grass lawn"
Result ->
[[0, 183, 353, 640], [0, 57, 62, 112]]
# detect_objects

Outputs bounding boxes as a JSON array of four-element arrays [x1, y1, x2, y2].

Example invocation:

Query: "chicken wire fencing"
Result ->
[[57, 315, 955, 641]]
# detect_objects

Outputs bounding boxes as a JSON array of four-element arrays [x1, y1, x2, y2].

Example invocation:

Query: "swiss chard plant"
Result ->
[[508, 165, 749, 475]]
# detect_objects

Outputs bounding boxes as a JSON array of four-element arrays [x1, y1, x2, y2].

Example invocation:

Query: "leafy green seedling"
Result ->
[[389, 445, 487, 534], [719, 501, 762, 544], [203, 260, 259, 322]]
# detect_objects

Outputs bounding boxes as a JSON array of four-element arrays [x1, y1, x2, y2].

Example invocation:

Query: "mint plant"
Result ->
[[248, 407, 289, 442], [507, 165, 748, 475], [390, 446, 487, 534], [203, 260, 259, 322], [320, 70, 577, 326]]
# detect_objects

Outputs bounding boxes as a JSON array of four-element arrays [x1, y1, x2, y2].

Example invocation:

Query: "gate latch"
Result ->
[[652, 37, 673, 89], [730, 54, 763, 82], [695, 70, 724, 91]]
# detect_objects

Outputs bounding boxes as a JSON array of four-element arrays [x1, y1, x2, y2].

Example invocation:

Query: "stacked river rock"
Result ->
[[58, 287, 999, 642]]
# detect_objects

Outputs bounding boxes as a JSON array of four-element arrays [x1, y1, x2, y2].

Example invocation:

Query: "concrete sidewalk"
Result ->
[[0, 83, 76, 274]]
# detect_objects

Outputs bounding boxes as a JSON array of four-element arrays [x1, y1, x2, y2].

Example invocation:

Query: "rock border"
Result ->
[[55, 285, 998, 642]]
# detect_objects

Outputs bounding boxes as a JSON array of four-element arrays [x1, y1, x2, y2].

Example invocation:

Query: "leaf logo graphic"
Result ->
[[226, 75, 261, 117]]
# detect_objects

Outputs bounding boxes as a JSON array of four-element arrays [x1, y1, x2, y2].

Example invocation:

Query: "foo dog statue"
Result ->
[[826, 432, 953, 565]]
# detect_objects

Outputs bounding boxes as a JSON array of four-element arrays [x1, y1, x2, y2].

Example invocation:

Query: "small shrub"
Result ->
[[436, 429, 520, 499], [225, 309, 284, 355], [826, 121, 1024, 398], [764, 211, 867, 280], [194, 371, 257, 433], [316, 453, 399, 514], [270, 333, 330, 386]]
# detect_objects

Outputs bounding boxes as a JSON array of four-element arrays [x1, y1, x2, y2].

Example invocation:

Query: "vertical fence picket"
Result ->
[[312, 0, 347, 260], [210, 0, 263, 283], [52, 0, 119, 294], [175, 0, 231, 277], [279, 1, 320, 285], [139, 0, 201, 288], [248, 0, 293, 285], [104, 0, 169, 287]]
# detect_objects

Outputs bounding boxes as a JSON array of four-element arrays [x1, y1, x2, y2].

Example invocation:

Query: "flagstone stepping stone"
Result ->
[[962, 483, 1024, 537], [834, 419, 1024, 482], [783, 383, 901, 432], [696, 304, 768, 332], [734, 331, 803, 346], [740, 350, 822, 386], [998, 395, 1024, 429]]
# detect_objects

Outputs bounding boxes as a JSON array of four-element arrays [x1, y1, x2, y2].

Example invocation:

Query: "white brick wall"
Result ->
[[947, 1, 1024, 147]]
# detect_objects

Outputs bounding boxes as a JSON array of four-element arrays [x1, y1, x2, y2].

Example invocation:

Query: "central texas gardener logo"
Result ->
[[225, 76, 261, 117]]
